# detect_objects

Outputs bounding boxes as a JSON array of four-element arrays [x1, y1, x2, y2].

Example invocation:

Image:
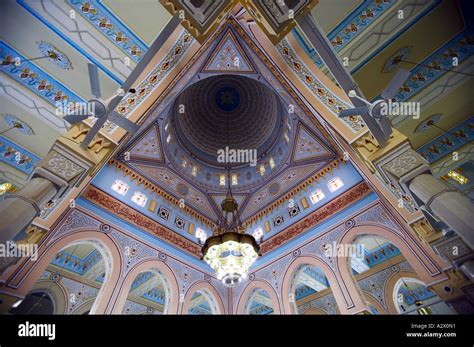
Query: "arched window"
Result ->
[[309, 189, 325, 204], [393, 278, 454, 315], [111, 180, 129, 196], [122, 269, 172, 314], [289, 264, 336, 315], [10, 292, 55, 315], [187, 289, 220, 315], [244, 288, 274, 315], [12, 241, 111, 315], [131, 191, 147, 207], [327, 177, 344, 192]]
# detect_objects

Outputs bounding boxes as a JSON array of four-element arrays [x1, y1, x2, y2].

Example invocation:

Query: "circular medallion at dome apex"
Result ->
[[171, 75, 283, 165], [215, 86, 241, 112]]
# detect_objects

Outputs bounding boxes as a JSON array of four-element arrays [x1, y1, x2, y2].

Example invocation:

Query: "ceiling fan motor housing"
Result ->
[[89, 99, 108, 118]]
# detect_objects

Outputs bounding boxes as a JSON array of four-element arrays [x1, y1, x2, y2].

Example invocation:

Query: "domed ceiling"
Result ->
[[119, 25, 339, 223], [171, 75, 283, 167]]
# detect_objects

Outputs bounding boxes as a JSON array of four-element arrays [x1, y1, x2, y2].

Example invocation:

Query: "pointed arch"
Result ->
[[181, 281, 226, 314], [111, 259, 179, 314], [236, 280, 280, 314], [280, 255, 356, 314], [5, 230, 123, 314], [336, 225, 446, 287]]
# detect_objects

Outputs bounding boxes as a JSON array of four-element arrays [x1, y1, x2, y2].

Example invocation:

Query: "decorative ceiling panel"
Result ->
[[202, 30, 256, 73], [241, 163, 323, 221], [118, 20, 339, 230], [127, 124, 164, 163], [130, 164, 218, 220], [291, 122, 335, 163]]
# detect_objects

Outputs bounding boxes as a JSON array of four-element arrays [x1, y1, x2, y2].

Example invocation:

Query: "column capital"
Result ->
[[410, 218, 443, 245]]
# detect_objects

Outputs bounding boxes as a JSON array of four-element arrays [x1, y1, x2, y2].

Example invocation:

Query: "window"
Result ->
[[0, 182, 14, 196], [219, 174, 226, 186], [259, 164, 265, 176], [447, 170, 468, 184], [269, 157, 275, 169], [111, 180, 129, 196], [231, 173, 238, 186], [131, 191, 147, 207], [310, 189, 325, 204], [191, 166, 198, 177], [283, 131, 290, 144], [182, 158, 188, 168], [252, 227, 263, 242], [196, 228, 207, 243], [327, 177, 344, 192], [164, 123, 169, 131], [166, 134, 171, 143]]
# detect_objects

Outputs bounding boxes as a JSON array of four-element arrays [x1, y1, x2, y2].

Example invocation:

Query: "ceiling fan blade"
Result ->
[[108, 111, 139, 134], [107, 14, 181, 113], [63, 114, 90, 124], [80, 116, 108, 149], [381, 68, 410, 100], [88, 63, 101, 99], [359, 111, 389, 147], [379, 116, 393, 137], [296, 14, 391, 146], [339, 106, 368, 118]]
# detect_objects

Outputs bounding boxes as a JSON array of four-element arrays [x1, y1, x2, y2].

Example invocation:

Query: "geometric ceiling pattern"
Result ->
[[291, 122, 335, 163], [2, 0, 470, 321], [202, 30, 255, 73], [126, 124, 163, 163], [2, 0, 468, 198], [120, 23, 339, 224], [172, 74, 280, 161]]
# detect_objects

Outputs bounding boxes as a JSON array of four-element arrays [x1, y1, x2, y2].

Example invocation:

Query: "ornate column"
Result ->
[[0, 134, 111, 278], [0, 146, 89, 243], [0, 178, 57, 243], [408, 174, 474, 248], [358, 136, 473, 312]]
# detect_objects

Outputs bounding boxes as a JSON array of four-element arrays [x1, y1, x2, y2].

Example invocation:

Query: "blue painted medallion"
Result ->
[[215, 86, 240, 112]]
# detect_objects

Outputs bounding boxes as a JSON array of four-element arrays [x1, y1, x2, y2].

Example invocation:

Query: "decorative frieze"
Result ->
[[42, 150, 85, 183], [83, 185, 202, 257], [381, 149, 427, 179], [260, 181, 371, 254]]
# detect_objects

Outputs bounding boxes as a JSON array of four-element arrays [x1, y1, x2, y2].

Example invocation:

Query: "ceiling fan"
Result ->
[[63, 63, 140, 149], [296, 15, 411, 147], [63, 14, 182, 149], [338, 68, 410, 141]]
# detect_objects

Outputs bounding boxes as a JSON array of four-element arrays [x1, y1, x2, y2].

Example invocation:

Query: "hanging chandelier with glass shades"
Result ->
[[201, 173, 260, 287]]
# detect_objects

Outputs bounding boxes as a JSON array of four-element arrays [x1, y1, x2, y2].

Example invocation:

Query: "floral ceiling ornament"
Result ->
[[37, 41, 73, 70], [414, 114, 442, 134], [1, 114, 35, 135], [383, 46, 411, 73]]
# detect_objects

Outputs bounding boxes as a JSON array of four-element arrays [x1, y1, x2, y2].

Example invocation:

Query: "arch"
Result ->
[[71, 298, 95, 315], [30, 281, 68, 314], [181, 281, 225, 314], [281, 255, 364, 314], [111, 259, 179, 314], [362, 291, 388, 315], [236, 280, 280, 314], [6, 230, 123, 314], [10, 291, 55, 315], [337, 225, 445, 290], [384, 271, 419, 314]]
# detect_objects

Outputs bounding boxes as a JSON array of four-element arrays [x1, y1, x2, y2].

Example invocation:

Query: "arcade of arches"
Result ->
[[0, 0, 473, 315]]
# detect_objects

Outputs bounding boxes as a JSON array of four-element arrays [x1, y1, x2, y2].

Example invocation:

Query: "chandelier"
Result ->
[[201, 171, 260, 287]]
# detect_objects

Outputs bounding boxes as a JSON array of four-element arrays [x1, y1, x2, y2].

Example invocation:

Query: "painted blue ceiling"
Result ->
[[1, 0, 470, 309]]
